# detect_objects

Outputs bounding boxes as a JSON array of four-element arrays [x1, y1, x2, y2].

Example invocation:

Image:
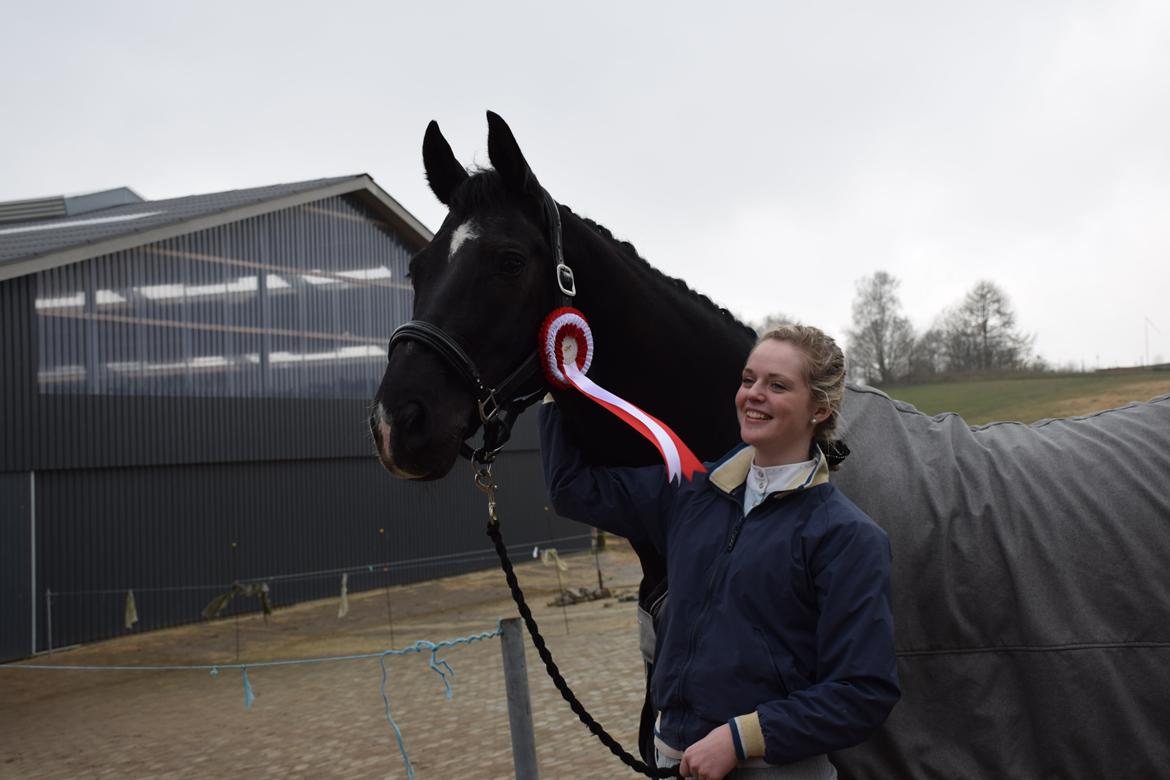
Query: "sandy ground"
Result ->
[[0, 540, 653, 779]]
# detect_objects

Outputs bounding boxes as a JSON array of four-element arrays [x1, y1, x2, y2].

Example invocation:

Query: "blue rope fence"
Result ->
[[3, 622, 504, 780]]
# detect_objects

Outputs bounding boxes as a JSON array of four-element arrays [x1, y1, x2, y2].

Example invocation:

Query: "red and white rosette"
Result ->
[[539, 307, 706, 482]]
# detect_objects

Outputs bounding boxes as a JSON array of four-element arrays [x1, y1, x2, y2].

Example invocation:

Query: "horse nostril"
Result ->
[[398, 400, 426, 436]]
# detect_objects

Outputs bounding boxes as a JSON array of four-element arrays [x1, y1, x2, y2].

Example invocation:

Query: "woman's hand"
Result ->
[[679, 723, 738, 780]]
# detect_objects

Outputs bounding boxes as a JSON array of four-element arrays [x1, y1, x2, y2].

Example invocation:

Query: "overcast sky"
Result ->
[[4, 1, 1168, 369]]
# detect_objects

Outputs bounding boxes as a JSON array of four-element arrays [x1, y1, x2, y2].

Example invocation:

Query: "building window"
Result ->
[[35, 196, 413, 399]]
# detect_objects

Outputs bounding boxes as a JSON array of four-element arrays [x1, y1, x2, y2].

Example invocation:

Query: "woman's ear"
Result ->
[[810, 401, 831, 425]]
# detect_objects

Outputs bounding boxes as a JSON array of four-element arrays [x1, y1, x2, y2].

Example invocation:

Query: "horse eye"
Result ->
[[499, 251, 526, 276]]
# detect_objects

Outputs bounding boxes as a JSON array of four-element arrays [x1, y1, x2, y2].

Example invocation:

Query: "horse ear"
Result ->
[[486, 111, 542, 197], [423, 120, 468, 206]]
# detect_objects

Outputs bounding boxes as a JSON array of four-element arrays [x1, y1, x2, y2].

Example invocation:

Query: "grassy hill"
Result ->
[[876, 371, 1170, 426]]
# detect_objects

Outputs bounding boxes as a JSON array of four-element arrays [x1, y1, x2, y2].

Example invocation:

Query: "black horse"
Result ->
[[373, 113, 1170, 778], [371, 112, 748, 768]]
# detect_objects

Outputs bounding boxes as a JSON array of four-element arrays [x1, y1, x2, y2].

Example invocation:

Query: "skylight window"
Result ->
[[269, 344, 385, 364], [35, 290, 127, 309], [135, 274, 289, 300], [136, 284, 186, 300], [301, 266, 391, 285], [338, 266, 392, 280], [35, 293, 85, 309]]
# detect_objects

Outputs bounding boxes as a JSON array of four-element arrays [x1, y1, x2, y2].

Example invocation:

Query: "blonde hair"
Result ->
[[756, 324, 847, 469]]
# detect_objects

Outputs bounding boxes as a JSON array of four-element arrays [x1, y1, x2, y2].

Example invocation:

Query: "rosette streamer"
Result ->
[[539, 308, 706, 482]]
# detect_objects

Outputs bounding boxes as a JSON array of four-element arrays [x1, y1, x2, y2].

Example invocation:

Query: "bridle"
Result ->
[[385, 188, 576, 467]]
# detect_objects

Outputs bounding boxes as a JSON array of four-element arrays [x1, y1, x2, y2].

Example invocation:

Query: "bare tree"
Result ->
[[940, 280, 1033, 372], [907, 326, 946, 380], [846, 271, 915, 384], [752, 311, 799, 336]]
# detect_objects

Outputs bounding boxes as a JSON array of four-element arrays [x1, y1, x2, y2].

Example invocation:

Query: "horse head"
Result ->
[[371, 112, 562, 479]]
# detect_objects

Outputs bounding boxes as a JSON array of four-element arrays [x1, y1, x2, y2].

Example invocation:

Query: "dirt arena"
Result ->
[[0, 541, 651, 779]]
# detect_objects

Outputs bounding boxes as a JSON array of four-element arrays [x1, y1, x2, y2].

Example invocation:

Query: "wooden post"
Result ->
[[500, 617, 538, 779]]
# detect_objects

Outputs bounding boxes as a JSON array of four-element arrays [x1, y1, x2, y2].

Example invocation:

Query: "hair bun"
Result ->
[[824, 439, 850, 468]]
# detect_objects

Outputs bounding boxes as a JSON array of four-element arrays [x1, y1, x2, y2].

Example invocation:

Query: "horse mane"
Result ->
[[447, 168, 512, 214], [572, 213, 758, 342], [449, 169, 757, 344]]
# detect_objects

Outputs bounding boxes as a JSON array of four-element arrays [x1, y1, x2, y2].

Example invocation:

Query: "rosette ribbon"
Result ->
[[539, 307, 706, 482]]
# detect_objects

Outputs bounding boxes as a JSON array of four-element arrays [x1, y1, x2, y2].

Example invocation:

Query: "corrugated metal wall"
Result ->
[[1, 275, 34, 471], [0, 195, 585, 660], [0, 473, 33, 661], [33, 444, 574, 651]]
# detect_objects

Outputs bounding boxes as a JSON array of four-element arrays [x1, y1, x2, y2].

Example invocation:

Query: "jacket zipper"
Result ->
[[676, 498, 749, 718], [728, 490, 785, 551], [725, 514, 748, 552]]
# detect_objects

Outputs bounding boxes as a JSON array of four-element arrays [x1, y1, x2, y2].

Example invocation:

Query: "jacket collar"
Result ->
[[709, 445, 829, 496]]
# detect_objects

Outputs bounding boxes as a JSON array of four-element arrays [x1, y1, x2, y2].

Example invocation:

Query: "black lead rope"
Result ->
[[476, 468, 680, 779], [393, 182, 677, 774], [486, 521, 681, 778]]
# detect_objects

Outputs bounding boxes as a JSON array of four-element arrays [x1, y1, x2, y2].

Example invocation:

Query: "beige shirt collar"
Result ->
[[709, 445, 829, 496]]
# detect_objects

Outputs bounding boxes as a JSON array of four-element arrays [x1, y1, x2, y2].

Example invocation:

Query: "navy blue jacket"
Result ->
[[539, 403, 899, 765]]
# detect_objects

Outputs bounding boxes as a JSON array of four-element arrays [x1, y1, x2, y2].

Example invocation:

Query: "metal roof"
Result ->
[[0, 187, 145, 224], [0, 175, 434, 282]]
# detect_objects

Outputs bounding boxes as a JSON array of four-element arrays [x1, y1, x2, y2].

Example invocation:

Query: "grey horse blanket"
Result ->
[[829, 386, 1170, 778]]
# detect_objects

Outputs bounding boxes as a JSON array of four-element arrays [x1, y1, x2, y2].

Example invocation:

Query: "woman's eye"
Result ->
[[770, 383, 786, 392], [741, 376, 753, 386]]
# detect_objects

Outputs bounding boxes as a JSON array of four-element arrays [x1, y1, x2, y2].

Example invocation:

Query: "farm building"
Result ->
[[0, 177, 586, 662]]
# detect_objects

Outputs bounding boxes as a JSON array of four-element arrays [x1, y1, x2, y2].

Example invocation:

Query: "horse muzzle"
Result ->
[[370, 391, 469, 480], [370, 404, 420, 479]]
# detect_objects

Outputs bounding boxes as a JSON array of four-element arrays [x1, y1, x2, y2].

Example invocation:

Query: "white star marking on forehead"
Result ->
[[448, 219, 480, 262]]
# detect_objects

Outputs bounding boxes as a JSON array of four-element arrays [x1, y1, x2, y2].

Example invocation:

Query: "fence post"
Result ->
[[45, 588, 52, 655], [500, 617, 539, 779]]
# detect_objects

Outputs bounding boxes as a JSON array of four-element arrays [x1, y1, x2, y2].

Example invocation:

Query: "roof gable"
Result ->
[[0, 176, 433, 282]]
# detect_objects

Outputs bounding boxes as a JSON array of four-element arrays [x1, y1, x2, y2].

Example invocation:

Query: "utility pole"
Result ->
[[1146, 317, 1161, 368]]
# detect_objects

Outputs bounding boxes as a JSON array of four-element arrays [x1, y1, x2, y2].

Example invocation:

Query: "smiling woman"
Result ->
[[540, 323, 898, 780], [737, 325, 846, 468]]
